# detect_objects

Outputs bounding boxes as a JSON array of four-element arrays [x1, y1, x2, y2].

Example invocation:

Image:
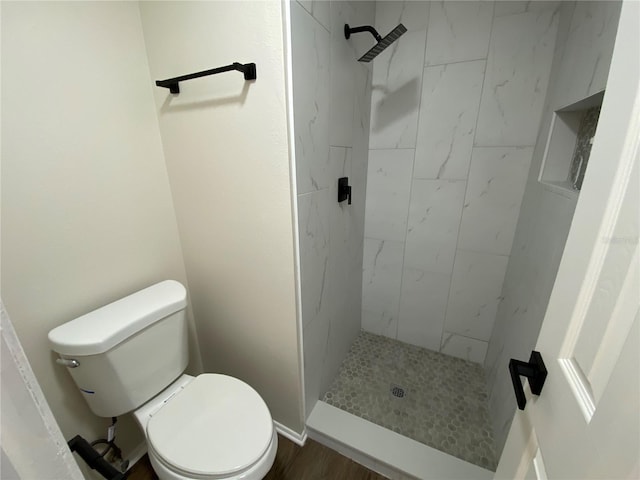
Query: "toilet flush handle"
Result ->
[[56, 358, 80, 368]]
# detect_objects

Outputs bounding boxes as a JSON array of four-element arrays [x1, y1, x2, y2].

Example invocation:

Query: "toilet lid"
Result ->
[[147, 374, 273, 477]]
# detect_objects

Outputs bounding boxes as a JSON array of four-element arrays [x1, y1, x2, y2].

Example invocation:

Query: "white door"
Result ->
[[496, 2, 640, 479]]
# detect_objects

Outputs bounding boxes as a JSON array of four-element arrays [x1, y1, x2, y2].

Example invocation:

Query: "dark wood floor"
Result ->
[[127, 455, 156, 480], [127, 435, 387, 480]]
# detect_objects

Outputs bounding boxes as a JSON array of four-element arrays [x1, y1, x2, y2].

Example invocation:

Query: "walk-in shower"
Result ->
[[292, 0, 622, 476]]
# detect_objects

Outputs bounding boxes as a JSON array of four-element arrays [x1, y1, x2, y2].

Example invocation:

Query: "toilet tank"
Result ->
[[48, 280, 189, 418]]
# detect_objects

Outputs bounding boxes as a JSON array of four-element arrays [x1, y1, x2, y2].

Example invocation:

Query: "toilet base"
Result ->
[[148, 429, 278, 480]]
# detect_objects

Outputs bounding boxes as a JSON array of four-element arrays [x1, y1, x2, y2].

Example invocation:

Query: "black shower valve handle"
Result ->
[[338, 177, 352, 205]]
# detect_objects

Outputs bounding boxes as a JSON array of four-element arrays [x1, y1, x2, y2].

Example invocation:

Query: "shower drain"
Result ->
[[390, 385, 406, 398]]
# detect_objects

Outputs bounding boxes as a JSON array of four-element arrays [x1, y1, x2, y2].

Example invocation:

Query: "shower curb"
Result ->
[[306, 401, 493, 480]]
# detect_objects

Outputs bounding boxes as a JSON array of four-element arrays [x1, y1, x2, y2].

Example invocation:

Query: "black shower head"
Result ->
[[344, 23, 408, 63]]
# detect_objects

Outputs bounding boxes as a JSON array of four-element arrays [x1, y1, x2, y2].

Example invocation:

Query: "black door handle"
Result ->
[[509, 351, 547, 410]]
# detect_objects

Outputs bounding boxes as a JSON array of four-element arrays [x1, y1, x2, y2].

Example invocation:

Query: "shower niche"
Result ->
[[539, 90, 604, 194]]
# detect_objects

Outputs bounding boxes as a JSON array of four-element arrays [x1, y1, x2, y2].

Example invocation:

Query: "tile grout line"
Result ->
[[438, 0, 497, 360], [395, 3, 431, 342], [424, 56, 489, 69], [367, 147, 418, 151], [299, 0, 331, 35]]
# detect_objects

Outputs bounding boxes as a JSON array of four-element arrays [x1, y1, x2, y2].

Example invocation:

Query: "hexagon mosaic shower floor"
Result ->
[[322, 331, 497, 471]]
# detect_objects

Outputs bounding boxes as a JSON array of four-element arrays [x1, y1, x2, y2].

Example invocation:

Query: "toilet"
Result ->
[[48, 280, 277, 480]]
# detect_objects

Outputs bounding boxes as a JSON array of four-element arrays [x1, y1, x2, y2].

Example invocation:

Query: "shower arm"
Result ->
[[344, 24, 382, 42]]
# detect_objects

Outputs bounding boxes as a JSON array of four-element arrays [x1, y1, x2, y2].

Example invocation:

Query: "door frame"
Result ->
[[1, 303, 85, 479]]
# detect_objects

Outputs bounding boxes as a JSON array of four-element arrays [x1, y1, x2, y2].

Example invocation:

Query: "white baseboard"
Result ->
[[274, 420, 307, 446]]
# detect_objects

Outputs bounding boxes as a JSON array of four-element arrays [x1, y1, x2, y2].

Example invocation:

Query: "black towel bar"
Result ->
[[155, 62, 257, 94]]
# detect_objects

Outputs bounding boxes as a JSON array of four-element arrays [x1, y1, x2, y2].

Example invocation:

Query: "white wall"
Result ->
[[1, 0, 200, 469], [484, 0, 622, 455], [290, 0, 375, 417], [362, 1, 558, 364], [138, 1, 304, 433]]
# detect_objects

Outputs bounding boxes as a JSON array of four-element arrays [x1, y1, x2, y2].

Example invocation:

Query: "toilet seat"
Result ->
[[147, 374, 274, 478]]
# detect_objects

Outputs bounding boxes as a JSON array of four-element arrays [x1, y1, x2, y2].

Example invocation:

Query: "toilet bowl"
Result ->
[[47, 280, 277, 480], [133, 374, 278, 480]]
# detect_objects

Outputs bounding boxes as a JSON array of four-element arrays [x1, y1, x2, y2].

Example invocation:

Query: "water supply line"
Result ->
[[67, 434, 128, 480], [67, 417, 130, 480]]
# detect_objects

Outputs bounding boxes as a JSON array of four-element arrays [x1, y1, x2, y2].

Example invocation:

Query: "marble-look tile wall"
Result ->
[[362, 1, 559, 364], [484, 1, 622, 455], [291, 0, 375, 418]]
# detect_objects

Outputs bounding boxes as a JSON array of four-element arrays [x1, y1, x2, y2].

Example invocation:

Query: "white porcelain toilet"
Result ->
[[48, 280, 277, 480]]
